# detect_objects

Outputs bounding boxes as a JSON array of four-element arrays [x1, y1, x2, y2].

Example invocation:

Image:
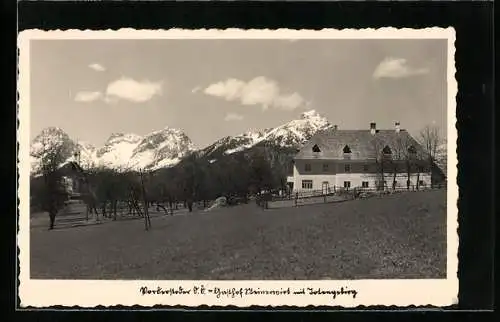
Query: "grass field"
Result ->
[[29, 190, 447, 280]]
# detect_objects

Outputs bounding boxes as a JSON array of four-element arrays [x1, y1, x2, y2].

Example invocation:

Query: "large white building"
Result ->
[[287, 122, 432, 194]]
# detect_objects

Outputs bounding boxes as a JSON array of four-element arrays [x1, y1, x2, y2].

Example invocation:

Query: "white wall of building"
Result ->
[[291, 164, 432, 192], [293, 174, 337, 192]]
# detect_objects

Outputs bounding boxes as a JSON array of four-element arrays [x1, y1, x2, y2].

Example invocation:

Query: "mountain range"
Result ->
[[29, 109, 448, 176], [30, 110, 333, 174]]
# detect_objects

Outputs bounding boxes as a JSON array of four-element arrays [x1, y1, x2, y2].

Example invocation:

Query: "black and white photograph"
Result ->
[[17, 28, 458, 307]]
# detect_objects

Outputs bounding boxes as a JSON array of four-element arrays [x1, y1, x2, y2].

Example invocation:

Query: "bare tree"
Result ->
[[30, 137, 72, 230], [392, 135, 419, 191], [139, 169, 152, 230], [419, 125, 444, 188], [370, 136, 387, 191], [420, 125, 442, 162], [391, 136, 408, 191]]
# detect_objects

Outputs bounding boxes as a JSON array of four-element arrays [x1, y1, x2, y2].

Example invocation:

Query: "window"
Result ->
[[344, 181, 351, 189], [302, 180, 313, 189], [419, 180, 425, 186], [344, 164, 351, 172], [362, 181, 369, 188], [343, 145, 352, 159], [363, 164, 369, 172], [417, 166, 424, 172], [312, 144, 321, 152], [408, 145, 417, 155], [382, 145, 392, 154], [304, 163, 312, 172], [322, 163, 329, 172]]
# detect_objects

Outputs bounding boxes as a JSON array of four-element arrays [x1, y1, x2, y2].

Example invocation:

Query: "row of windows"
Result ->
[[301, 180, 426, 190], [304, 163, 424, 173], [301, 180, 358, 189], [305, 163, 356, 172], [312, 144, 417, 155]]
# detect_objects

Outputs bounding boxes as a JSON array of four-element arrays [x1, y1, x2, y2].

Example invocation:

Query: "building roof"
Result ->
[[57, 161, 86, 177], [294, 128, 427, 161]]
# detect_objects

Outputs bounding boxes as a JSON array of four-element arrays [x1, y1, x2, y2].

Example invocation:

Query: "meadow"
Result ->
[[30, 190, 447, 280]]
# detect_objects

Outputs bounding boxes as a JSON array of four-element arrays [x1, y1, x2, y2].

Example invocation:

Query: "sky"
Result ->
[[29, 38, 448, 149]]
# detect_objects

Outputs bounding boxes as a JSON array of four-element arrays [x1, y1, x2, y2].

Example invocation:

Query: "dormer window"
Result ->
[[312, 144, 321, 153], [343, 145, 352, 159], [382, 145, 393, 160], [382, 145, 392, 155]]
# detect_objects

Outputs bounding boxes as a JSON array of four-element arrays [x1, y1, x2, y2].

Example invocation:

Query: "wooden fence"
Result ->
[[264, 183, 446, 210]]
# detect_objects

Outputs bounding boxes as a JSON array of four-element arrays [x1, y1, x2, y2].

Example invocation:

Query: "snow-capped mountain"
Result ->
[[30, 109, 331, 173], [74, 141, 98, 169], [127, 128, 194, 170], [95, 133, 142, 169], [201, 109, 333, 157], [259, 109, 332, 148], [200, 128, 272, 157], [30, 127, 195, 174]]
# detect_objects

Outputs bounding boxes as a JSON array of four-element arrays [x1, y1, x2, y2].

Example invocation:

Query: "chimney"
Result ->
[[395, 121, 401, 133], [370, 122, 376, 135], [333, 124, 338, 131]]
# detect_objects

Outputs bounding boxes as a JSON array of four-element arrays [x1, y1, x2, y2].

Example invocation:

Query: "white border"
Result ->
[[17, 28, 458, 308]]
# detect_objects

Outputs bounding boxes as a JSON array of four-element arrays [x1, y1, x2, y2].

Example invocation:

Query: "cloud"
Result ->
[[224, 112, 244, 122], [88, 63, 106, 72], [204, 76, 306, 111], [105, 77, 163, 103], [373, 57, 429, 79], [74, 91, 103, 102]]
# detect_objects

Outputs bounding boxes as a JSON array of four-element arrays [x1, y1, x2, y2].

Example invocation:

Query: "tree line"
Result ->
[[29, 143, 293, 230]]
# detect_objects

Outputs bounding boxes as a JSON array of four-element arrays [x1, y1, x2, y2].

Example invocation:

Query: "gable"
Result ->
[[57, 161, 86, 178]]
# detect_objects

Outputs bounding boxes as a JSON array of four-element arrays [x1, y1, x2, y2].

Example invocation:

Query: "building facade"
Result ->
[[288, 122, 432, 193], [58, 161, 87, 198]]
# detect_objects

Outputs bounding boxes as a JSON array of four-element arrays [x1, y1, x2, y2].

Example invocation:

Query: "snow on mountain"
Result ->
[[72, 141, 98, 169], [260, 109, 332, 148], [95, 133, 143, 170], [200, 128, 272, 157], [30, 110, 331, 173], [127, 128, 194, 170], [30, 127, 194, 173], [201, 109, 333, 157]]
